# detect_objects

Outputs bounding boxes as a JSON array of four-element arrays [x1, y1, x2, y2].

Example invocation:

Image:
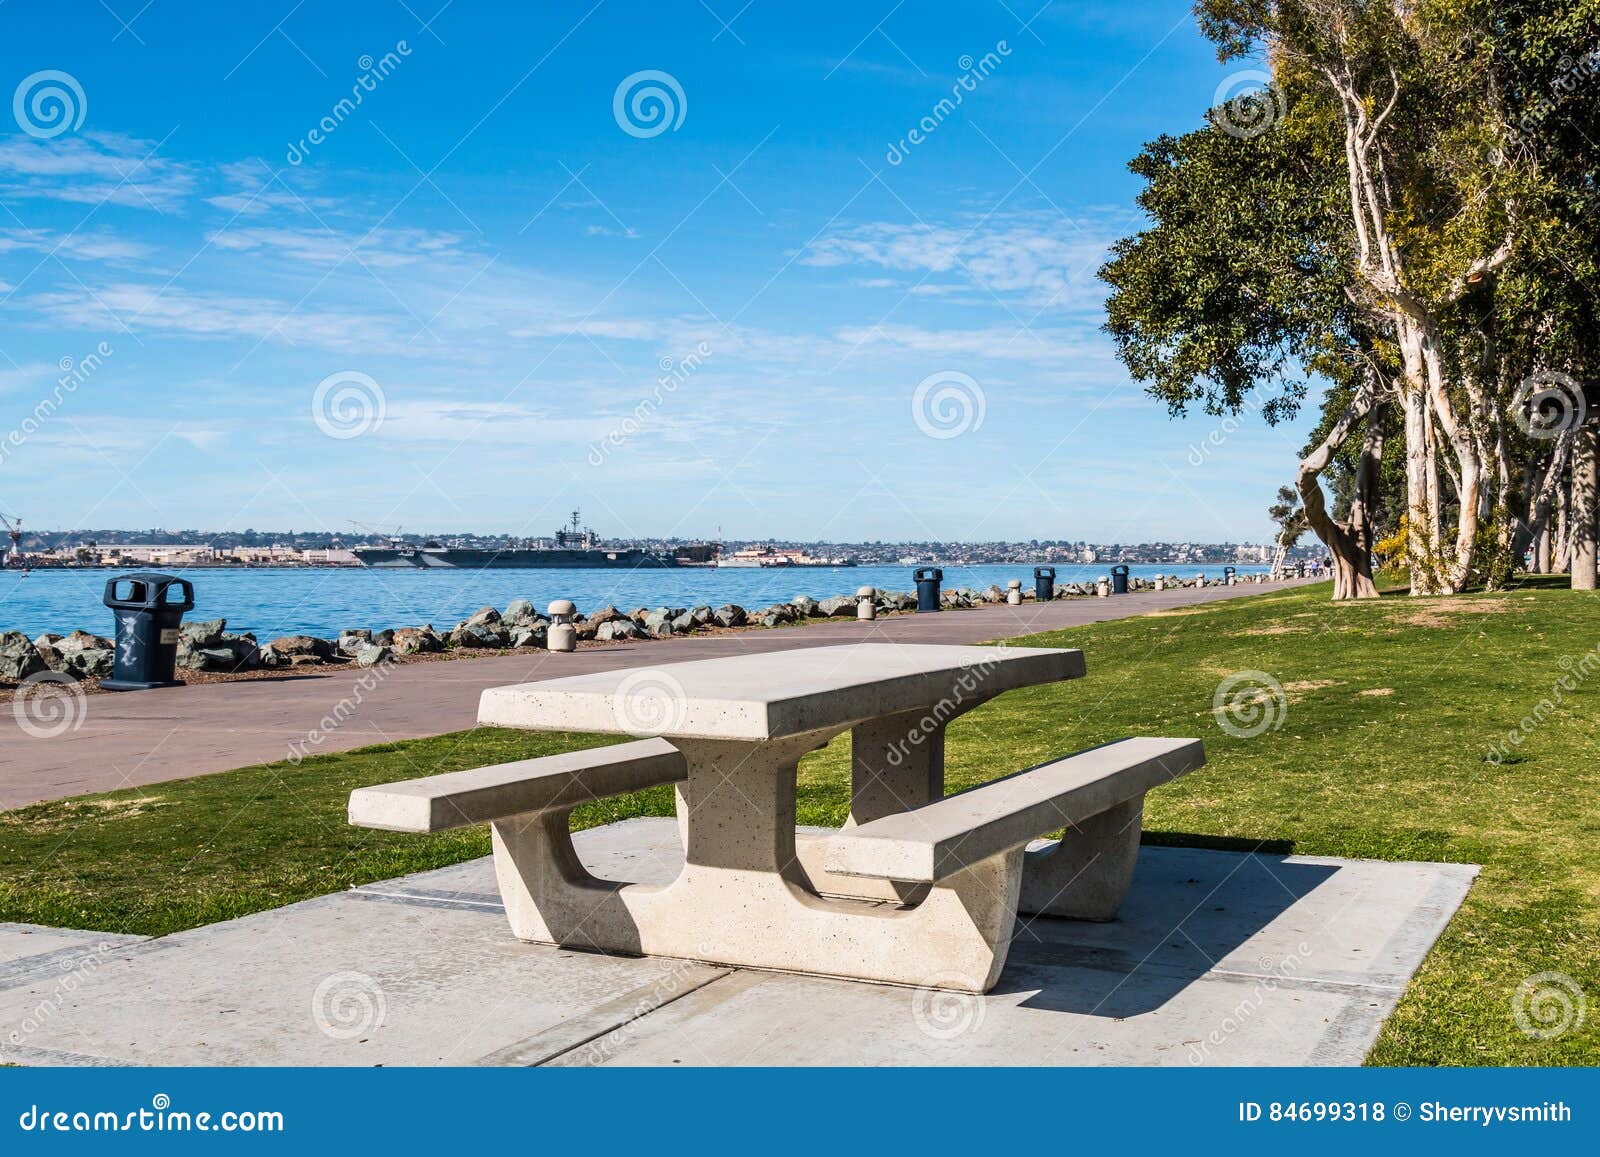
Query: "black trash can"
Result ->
[[1034, 566, 1056, 602], [1110, 564, 1130, 595], [1223, 565, 1237, 585], [102, 572, 194, 691], [914, 567, 943, 613], [1296, 560, 1307, 578]]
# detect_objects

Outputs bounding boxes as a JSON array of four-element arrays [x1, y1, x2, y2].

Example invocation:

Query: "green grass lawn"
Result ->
[[3, 579, 1597, 1064]]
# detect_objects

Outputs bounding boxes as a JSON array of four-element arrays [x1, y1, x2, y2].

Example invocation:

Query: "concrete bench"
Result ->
[[826, 736, 1205, 921], [347, 738, 686, 832]]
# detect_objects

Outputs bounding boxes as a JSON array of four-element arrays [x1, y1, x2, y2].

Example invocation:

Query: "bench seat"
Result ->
[[347, 738, 686, 833], [825, 736, 1204, 884]]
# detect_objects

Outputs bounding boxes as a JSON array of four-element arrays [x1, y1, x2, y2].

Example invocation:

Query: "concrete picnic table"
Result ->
[[353, 642, 1204, 991]]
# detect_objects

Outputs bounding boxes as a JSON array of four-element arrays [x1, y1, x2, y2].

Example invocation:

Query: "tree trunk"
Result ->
[[1573, 425, 1598, 590], [1296, 378, 1383, 600]]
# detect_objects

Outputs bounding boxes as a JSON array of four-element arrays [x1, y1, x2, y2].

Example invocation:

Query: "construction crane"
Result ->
[[0, 512, 20, 566]]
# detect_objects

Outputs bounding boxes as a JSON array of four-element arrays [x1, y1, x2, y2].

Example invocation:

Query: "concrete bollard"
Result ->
[[1195, 572, 1206, 588], [1006, 579, 1022, 606], [856, 585, 876, 621], [547, 599, 577, 653], [1154, 577, 1165, 592], [1096, 579, 1110, 598]]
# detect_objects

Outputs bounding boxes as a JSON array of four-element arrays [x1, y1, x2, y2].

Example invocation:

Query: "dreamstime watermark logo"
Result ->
[[912, 370, 986, 439], [1503, 46, 1600, 150], [311, 971, 386, 1040], [1511, 370, 1587, 440], [911, 974, 986, 1040], [286, 42, 412, 165], [886, 647, 1010, 768], [1188, 384, 1269, 466], [1212, 70, 1285, 139], [13, 69, 86, 138], [4, 941, 114, 1058], [1512, 971, 1586, 1040], [0, 341, 113, 468], [612, 668, 689, 737], [312, 370, 385, 440], [286, 659, 398, 764], [1486, 643, 1600, 765], [613, 70, 686, 138], [12, 671, 87, 739], [1187, 942, 1313, 1063], [588, 341, 713, 466], [1211, 670, 1287, 738], [885, 42, 1012, 165]]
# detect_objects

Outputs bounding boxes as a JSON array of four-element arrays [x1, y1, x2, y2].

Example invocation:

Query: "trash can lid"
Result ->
[[103, 572, 195, 610]]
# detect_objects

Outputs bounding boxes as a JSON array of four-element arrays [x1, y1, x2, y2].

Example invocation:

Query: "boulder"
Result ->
[[372, 629, 395, 646], [463, 606, 503, 630], [390, 626, 444, 655], [66, 646, 116, 678], [669, 611, 696, 633], [507, 622, 547, 649], [0, 632, 46, 682], [337, 629, 373, 655], [596, 618, 644, 642], [355, 643, 393, 668], [818, 595, 855, 617], [690, 605, 715, 627], [35, 643, 69, 676], [643, 608, 674, 634], [790, 595, 821, 618], [449, 623, 506, 649], [268, 635, 336, 661], [32, 632, 62, 649], [503, 598, 537, 624], [713, 604, 746, 628], [179, 619, 227, 648], [982, 584, 1004, 603]]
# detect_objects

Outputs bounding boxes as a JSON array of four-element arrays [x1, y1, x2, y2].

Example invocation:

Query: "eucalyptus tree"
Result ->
[[1106, 0, 1600, 596]]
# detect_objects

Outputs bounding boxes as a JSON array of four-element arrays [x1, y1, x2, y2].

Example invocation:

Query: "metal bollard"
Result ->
[[856, 585, 876, 621], [1034, 566, 1055, 602], [914, 567, 943, 613], [101, 572, 194, 691], [1006, 579, 1022, 605], [547, 599, 577, 652]]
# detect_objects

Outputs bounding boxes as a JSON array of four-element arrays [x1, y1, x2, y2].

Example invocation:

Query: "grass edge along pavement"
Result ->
[[2, 580, 1597, 1065]]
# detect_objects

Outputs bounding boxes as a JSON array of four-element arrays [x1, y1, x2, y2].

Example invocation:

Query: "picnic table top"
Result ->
[[477, 642, 1085, 741]]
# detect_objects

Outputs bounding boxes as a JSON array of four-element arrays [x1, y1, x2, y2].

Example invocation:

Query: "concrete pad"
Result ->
[[0, 819, 1476, 1067]]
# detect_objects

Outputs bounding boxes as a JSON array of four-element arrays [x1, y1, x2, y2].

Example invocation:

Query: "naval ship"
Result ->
[[352, 512, 717, 569]]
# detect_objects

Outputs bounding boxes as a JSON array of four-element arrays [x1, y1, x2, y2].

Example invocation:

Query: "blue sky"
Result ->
[[0, 1, 1313, 544]]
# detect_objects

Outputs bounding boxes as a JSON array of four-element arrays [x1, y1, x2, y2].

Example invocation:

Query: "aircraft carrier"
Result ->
[[352, 513, 716, 570]]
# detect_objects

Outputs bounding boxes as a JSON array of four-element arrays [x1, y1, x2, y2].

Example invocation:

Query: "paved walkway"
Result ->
[[5, 580, 1307, 808], [0, 818, 1476, 1066]]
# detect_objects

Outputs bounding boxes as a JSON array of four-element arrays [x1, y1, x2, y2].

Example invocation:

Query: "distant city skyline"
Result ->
[[0, 3, 1317, 543]]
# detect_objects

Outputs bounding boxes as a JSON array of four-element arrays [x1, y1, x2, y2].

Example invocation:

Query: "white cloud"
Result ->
[[33, 283, 401, 351], [833, 322, 1089, 362], [0, 227, 152, 262], [0, 132, 195, 210], [204, 225, 467, 269], [804, 215, 1121, 310]]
